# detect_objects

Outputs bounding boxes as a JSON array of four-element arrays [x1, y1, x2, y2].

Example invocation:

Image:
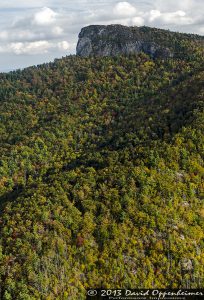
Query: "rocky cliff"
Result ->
[[76, 24, 173, 58]]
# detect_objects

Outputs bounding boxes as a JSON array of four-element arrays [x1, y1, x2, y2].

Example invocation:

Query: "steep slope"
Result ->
[[0, 30, 204, 299]]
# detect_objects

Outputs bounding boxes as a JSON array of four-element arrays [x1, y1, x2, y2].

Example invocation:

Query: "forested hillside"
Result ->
[[0, 28, 204, 299]]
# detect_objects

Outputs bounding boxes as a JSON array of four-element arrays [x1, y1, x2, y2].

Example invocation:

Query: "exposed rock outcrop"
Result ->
[[76, 24, 173, 59], [181, 258, 194, 272]]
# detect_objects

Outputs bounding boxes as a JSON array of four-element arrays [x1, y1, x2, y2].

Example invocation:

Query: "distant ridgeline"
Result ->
[[77, 24, 204, 59]]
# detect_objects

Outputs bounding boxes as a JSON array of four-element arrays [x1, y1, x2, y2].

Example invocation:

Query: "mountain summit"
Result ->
[[76, 24, 204, 59]]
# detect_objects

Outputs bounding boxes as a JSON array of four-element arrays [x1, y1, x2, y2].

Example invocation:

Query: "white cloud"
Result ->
[[0, 0, 48, 9], [149, 10, 193, 25], [0, 40, 71, 55], [0, 28, 54, 43], [198, 26, 204, 34], [0, 31, 8, 40], [0, 41, 51, 55], [58, 41, 70, 50], [131, 16, 145, 26], [149, 10, 161, 22], [153, 0, 195, 11], [52, 26, 63, 36], [33, 7, 57, 26], [0, 7, 65, 45], [113, 2, 137, 17]]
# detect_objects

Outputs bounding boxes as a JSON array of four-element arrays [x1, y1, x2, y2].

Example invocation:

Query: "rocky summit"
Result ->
[[76, 24, 174, 58]]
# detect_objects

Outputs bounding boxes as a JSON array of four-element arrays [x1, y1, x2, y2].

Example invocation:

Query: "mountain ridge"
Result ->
[[0, 25, 203, 299], [76, 24, 204, 59]]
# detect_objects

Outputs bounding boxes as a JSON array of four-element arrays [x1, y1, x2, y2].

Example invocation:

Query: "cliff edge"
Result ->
[[76, 24, 173, 58]]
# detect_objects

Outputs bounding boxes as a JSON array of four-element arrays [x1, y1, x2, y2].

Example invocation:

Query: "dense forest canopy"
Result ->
[[0, 27, 204, 299]]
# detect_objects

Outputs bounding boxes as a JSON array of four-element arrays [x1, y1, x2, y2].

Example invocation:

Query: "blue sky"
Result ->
[[0, 0, 203, 71]]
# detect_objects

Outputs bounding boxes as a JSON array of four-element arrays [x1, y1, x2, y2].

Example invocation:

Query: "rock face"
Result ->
[[181, 259, 193, 272], [76, 24, 173, 59]]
